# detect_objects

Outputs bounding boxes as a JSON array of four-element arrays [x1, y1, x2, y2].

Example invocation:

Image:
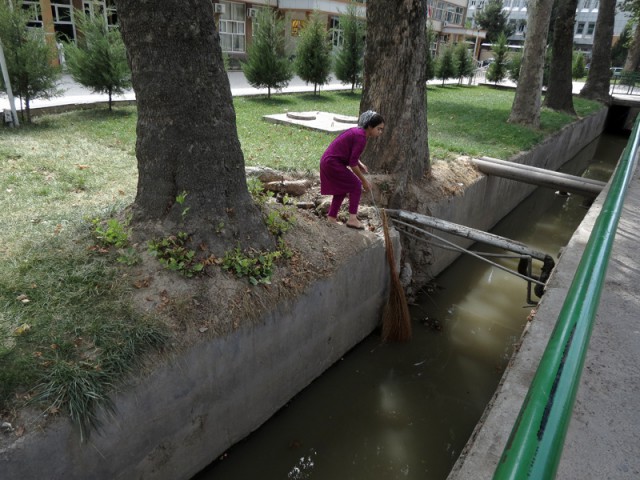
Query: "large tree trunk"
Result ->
[[580, 0, 616, 103], [115, 0, 272, 254], [360, 0, 429, 203], [508, 0, 554, 127], [623, 21, 640, 72], [544, 0, 578, 115]]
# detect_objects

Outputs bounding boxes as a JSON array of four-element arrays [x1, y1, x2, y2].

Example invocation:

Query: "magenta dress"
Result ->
[[320, 127, 367, 195]]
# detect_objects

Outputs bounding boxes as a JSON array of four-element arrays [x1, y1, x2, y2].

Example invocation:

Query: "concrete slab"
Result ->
[[263, 110, 358, 133]]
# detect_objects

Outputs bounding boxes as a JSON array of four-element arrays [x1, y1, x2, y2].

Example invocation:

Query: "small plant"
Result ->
[[175, 190, 190, 219], [265, 207, 296, 237], [92, 217, 130, 248], [222, 246, 281, 285], [116, 247, 140, 266], [148, 232, 204, 277], [247, 177, 274, 207]]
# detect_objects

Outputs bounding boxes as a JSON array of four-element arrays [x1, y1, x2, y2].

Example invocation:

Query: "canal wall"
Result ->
[[417, 107, 608, 282], [0, 108, 608, 479]]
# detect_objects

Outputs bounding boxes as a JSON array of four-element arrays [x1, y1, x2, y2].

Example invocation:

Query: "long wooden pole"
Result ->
[[471, 157, 605, 197]]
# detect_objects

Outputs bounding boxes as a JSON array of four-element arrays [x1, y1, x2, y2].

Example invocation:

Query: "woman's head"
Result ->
[[358, 110, 384, 129], [359, 110, 385, 138]]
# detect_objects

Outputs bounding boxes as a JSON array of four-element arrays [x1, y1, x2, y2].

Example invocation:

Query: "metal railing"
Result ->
[[492, 115, 640, 479], [610, 71, 640, 96]]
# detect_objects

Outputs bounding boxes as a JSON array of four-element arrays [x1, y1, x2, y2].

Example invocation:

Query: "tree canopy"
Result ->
[[0, 0, 60, 122], [294, 12, 332, 95], [64, 11, 131, 111], [242, 7, 292, 99], [473, 0, 515, 44]]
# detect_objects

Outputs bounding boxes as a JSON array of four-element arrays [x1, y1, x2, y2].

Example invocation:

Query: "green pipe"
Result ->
[[493, 116, 640, 480]]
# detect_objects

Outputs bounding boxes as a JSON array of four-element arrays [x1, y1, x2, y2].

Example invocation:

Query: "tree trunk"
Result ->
[[360, 0, 430, 202], [623, 21, 640, 72], [580, 0, 616, 103], [508, 0, 554, 127], [544, 0, 578, 115], [115, 0, 272, 254]]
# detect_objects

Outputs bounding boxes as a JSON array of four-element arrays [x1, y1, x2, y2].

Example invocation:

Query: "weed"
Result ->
[[265, 207, 296, 237], [222, 246, 282, 285], [148, 232, 204, 277], [175, 190, 190, 219], [92, 216, 130, 248]]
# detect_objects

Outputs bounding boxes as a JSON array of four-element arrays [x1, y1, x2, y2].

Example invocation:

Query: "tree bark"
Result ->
[[115, 0, 272, 254], [544, 0, 578, 115], [508, 0, 554, 127], [580, 0, 616, 103], [360, 0, 430, 202], [623, 21, 640, 72]]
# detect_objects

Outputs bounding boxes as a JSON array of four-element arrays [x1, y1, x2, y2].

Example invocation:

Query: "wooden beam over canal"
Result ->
[[471, 156, 606, 198]]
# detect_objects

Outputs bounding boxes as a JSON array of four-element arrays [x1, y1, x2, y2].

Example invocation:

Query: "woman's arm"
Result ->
[[350, 165, 371, 192]]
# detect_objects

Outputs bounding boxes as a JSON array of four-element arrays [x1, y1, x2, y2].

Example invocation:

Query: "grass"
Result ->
[[0, 85, 603, 437]]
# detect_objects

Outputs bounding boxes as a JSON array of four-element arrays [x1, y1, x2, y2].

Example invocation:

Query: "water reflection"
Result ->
[[194, 134, 625, 480]]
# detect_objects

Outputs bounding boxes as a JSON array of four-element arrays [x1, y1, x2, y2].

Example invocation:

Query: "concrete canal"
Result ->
[[193, 133, 626, 480]]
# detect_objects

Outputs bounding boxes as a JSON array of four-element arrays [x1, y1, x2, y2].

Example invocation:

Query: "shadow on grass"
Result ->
[[243, 96, 297, 107]]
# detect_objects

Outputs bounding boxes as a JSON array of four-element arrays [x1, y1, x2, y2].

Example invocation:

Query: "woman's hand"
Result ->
[[362, 178, 372, 193]]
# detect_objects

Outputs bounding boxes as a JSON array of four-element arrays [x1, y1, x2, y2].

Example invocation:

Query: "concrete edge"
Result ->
[[446, 147, 613, 480]]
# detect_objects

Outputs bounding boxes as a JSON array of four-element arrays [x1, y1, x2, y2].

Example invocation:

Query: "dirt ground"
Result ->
[[0, 157, 480, 449], [128, 157, 480, 348]]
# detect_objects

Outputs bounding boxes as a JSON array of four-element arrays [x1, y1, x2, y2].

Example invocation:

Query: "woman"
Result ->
[[320, 110, 385, 229]]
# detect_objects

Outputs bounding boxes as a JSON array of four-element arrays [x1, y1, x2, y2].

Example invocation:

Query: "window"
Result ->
[[583, 0, 591, 9], [331, 16, 343, 48], [576, 22, 585, 35], [51, 0, 75, 41], [82, 1, 118, 29], [219, 2, 246, 53], [22, 1, 42, 28], [586, 22, 595, 35], [434, 1, 445, 20]]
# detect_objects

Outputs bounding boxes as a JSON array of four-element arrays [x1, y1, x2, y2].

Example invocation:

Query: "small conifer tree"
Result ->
[[294, 12, 332, 95], [0, 0, 60, 123], [572, 51, 586, 79], [425, 24, 436, 82], [486, 33, 509, 85], [436, 45, 458, 86], [508, 52, 523, 82], [334, 3, 365, 93], [242, 7, 292, 99], [64, 11, 130, 111], [454, 43, 475, 84]]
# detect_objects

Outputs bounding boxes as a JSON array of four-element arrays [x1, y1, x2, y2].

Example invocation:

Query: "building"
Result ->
[[466, 0, 632, 61], [19, 0, 485, 68]]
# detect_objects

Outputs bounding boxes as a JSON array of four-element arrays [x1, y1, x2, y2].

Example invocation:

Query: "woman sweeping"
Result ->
[[320, 110, 385, 229]]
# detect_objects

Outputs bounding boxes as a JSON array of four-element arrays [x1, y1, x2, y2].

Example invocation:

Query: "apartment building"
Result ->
[[20, 0, 484, 67], [466, 0, 632, 60]]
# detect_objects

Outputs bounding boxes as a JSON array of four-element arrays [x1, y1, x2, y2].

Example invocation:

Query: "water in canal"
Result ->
[[194, 133, 626, 480]]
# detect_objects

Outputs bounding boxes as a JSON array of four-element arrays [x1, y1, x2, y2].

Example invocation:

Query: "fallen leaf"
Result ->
[[198, 327, 208, 333], [14, 324, 31, 335]]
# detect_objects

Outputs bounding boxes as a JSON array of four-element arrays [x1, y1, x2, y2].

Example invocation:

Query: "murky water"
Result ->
[[194, 134, 625, 480]]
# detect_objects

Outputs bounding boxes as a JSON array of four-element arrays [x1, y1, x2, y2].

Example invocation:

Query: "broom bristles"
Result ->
[[381, 210, 412, 342]]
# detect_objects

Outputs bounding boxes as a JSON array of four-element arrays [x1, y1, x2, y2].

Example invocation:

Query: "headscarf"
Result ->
[[358, 110, 377, 128]]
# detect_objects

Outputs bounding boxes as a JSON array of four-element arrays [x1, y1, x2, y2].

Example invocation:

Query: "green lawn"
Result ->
[[0, 85, 603, 436]]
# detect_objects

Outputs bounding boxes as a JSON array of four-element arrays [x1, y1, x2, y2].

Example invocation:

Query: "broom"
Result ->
[[380, 209, 412, 342]]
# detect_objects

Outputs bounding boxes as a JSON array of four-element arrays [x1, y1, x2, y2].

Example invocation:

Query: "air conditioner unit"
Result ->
[[213, 3, 225, 14], [443, 21, 448, 27], [247, 8, 258, 18]]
